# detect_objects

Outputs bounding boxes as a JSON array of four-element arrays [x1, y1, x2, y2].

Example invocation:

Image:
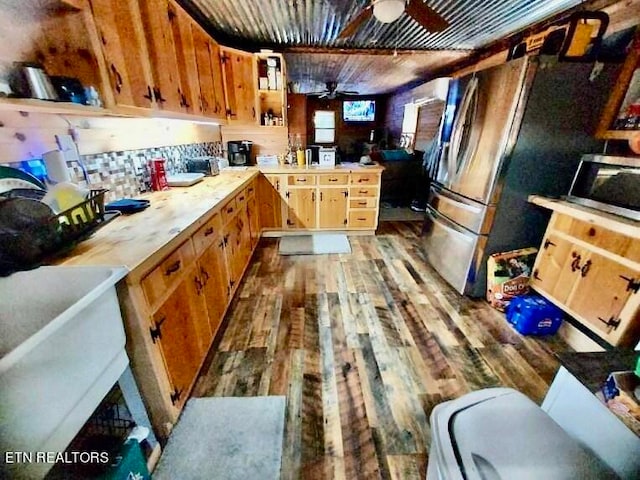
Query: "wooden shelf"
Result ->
[[599, 129, 640, 140], [0, 97, 114, 116]]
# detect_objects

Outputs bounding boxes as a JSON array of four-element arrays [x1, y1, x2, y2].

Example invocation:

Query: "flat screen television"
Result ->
[[343, 100, 375, 122]]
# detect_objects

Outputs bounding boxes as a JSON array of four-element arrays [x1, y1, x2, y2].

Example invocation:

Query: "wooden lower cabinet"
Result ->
[[247, 196, 260, 248], [151, 266, 208, 410], [285, 187, 316, 229], [531, 212, 640, 347], [318, 187, 348, 229], [197, 238, 229, 334], [258, 175, 282, 229]]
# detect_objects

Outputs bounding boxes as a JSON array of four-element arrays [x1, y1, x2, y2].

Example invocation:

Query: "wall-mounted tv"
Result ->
[[343, 100, 375, 122]]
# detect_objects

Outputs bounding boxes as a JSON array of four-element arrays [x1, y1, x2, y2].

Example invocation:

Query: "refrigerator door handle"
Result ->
[[426, 206, 475, 242], [433, 188, 483, 214]]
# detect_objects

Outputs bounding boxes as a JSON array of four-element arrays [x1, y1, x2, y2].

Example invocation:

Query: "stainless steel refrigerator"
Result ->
[[421, 55, 620, 297]]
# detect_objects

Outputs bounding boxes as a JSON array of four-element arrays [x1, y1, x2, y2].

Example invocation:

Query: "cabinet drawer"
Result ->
[[553, 214, 640, 263], [350, 198, 377, 209], [221, 197, 237, 224], [193, 212, 222, 255], [235, 188, 248, 210], [142, 240, 195, 308], [287, 174, 316, 185], [319, 174, 348, 185], [350, 186, 379, 198], [349, 210, 377, 228], [351, 173, 379, 185]]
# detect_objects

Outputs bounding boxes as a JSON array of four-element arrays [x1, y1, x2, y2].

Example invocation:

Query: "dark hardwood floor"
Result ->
[[193, 221, 571, 479]]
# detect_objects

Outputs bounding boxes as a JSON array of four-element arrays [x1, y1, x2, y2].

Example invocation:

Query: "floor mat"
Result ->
[[153, 396, 286, 480], [278, 234, 351, 255]]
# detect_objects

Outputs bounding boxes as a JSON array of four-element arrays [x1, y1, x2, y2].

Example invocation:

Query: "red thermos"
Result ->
[[148, 158, 169, 191]]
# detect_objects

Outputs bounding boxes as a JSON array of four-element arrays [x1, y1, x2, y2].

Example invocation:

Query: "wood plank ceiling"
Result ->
[[184, 0, 594, 94]]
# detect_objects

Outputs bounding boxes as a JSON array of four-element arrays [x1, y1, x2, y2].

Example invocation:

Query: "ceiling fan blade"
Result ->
[[406, 0, 449, 32], [339, 90, 359, 95], [337, 5, 373, 39], [307, 91, 328, 95]]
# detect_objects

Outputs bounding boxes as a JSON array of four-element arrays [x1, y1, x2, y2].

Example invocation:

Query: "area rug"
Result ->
[[278, 233, 351, 255], [153, 396, 286, 480]]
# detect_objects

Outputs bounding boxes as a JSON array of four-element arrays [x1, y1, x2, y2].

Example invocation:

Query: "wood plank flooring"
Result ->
[[193, 221, 571, 479]]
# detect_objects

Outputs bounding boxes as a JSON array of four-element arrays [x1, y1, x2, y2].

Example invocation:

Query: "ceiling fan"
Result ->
[[336, 0, 449, 39], [307, 81, 359, 99]]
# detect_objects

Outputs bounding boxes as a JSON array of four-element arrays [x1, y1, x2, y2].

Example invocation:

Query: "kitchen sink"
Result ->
[[0, 265, 128, 478]]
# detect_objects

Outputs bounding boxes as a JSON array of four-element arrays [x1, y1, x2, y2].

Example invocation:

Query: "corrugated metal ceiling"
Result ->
[[185, 0, 586, 93], [188, 0, 583, 49]]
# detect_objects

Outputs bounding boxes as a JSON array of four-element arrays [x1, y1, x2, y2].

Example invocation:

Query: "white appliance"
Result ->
[[318, 147, 336, 167], [256, 154, 279, 166]]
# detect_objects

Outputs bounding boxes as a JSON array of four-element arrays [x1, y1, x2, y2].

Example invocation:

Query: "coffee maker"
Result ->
[[227, 140, 253, 166]]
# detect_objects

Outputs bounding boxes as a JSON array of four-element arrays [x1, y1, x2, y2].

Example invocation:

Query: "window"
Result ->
[[314, 110, 335, 143], [400, 103, 418, 149]]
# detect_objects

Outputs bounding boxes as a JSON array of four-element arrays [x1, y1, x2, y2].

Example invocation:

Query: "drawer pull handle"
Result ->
[[227, 207, 234, 214], [329, 178, 338, 182], [358, 178, 370, 182], [296, 178, 307, 182], [358, 201, 367, 206], [204, 227, 215, 236], [248, 187, 254, 194], [164, 260, 181, 276], [239, 195, 245, 202], [357, 217, 367, 221], [358, 190, 368, 194]]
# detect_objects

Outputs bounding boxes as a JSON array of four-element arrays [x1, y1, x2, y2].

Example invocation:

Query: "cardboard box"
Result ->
[[486, 247, 538, 311]]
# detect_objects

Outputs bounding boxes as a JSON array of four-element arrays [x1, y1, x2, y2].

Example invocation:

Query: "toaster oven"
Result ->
[[567, 154, 640, 221], [186, 156, 219, 176]]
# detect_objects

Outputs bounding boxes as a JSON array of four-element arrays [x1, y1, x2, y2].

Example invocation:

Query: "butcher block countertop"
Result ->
[[257, 162, 384, 174], [57, 170, 259, 280], [528, 195, 640, 239]]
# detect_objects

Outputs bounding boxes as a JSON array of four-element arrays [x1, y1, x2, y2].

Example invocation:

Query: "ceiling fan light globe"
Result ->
[[373, 0, 405, 23]]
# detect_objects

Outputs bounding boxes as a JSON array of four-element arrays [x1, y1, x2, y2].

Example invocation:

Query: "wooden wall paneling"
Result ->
[[287, 93, 307, 141], [305, 95, 387, 158], [221, 124, 287, 157], [0, 110, 221, 163], [414, 101, 445, 151]]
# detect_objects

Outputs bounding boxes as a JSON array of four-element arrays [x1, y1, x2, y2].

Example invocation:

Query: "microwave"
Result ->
[[567, 154, 640, 221]]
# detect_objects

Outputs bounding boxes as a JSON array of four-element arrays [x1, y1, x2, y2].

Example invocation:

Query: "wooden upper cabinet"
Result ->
[[167, 0, 202, 115], [90, 0, 155, 109], [138, 0, 182, 111], [209, 39, 227, 117], [221, 47, 256, 123]]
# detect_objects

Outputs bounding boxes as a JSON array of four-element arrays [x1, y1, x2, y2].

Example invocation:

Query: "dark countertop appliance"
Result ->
[[186, 156, 219, 176], [421, 55, 620, 297], [227, 141, 253, 166]]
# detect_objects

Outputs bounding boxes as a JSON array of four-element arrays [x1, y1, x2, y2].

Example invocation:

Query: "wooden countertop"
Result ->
[[57, 170, 258, 279], [257, 162, 384, 174], [528, 195, 640, 239]]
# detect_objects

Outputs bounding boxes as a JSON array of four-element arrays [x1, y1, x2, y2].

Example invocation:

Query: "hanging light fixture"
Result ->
[[372, 0, 405, 24]]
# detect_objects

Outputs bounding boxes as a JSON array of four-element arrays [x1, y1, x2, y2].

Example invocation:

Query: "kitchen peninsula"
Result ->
[[58, 164, 383, 438]]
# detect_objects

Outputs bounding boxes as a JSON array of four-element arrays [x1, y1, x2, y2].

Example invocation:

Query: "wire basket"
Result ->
[[0, 189, 119, 276]]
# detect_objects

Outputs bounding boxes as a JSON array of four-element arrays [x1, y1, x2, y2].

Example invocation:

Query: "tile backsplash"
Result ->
[[12, 141, 223, 202]]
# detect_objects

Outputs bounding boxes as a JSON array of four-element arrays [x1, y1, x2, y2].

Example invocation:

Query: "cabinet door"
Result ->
[[167, 0, 202, 115], [209, 39, 227, 117], [531, 233, 578, 303], [247, 195, 260, 249], [258, 175, 283, 229], [198, 238, 229, 337], [221, 48, 256, 123], [138, 0, 181, 111], [191, 25, 217, 117], [90, 0, 155, 108], [152, 272, 207, 409], [566, 252, 640, 343], [318, 188, 348, 229], [235, 208, 252, 273], [286, 188, 316, 229]]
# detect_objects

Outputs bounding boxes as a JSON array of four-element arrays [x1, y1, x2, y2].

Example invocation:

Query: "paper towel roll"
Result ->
[[43, 150, 71, 184]]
